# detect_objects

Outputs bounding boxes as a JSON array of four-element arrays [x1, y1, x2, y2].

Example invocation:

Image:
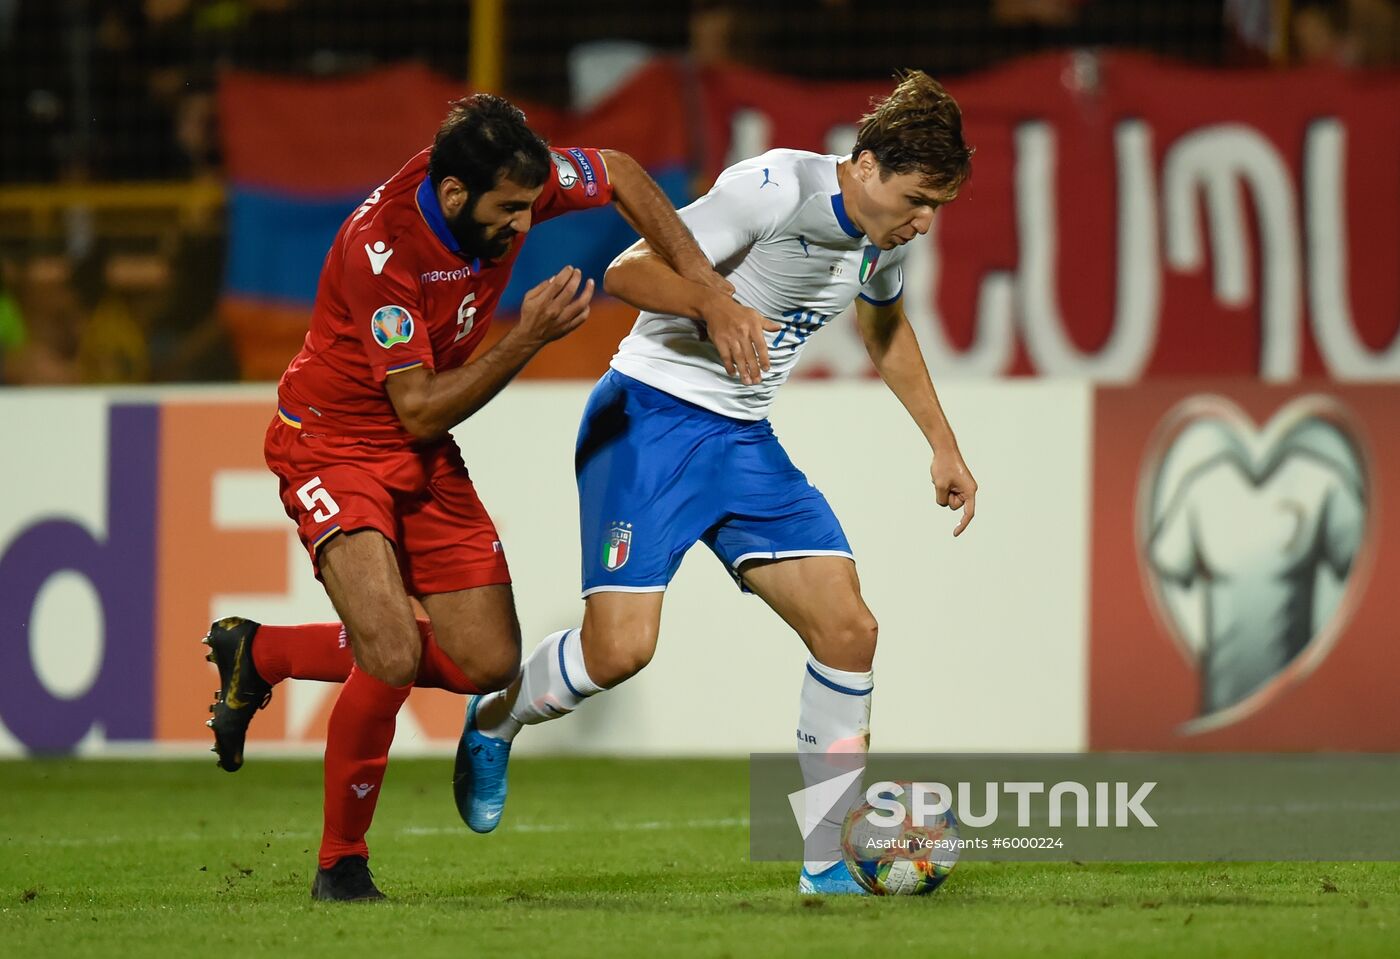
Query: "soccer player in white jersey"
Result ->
[[456, 71, 979, 894]]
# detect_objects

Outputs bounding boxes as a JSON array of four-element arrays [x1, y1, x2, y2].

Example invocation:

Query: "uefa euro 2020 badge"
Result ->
[[371, 305, 415, 348], [603, 522, 633, 571]]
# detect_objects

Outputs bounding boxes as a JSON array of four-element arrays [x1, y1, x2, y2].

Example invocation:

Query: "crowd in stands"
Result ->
[[0, 0, 1395, 385]]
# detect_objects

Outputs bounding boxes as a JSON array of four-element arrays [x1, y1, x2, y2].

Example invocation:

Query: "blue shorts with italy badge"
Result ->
[[576, 369, 852, 596]]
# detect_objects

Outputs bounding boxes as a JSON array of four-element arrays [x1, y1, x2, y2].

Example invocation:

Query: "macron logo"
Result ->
[[365, 241, 394, 275], [351, 783, 376, 799], [787, 766, 863, 840]]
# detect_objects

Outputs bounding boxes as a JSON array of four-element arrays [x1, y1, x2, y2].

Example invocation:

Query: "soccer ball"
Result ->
[[840, 782, 960, 896]]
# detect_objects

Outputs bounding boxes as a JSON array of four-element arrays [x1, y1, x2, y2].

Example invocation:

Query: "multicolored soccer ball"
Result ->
[[840, 782, 961, 896]]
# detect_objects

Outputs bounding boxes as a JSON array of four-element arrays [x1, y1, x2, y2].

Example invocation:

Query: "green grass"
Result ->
[[2, 758, 1397, 958]]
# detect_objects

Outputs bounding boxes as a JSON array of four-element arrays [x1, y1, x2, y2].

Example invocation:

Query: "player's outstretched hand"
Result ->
[[519, 266, 595, 346], [698, 290, 782, 387], [931, 449, 978, 537]]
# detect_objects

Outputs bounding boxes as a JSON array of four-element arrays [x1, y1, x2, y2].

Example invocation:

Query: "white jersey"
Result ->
[[1146, 417, 1364, 715], [610, 150, 908, 420]]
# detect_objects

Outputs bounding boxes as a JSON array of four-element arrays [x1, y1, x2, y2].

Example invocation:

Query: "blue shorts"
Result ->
[[576, 370, 852, 595]]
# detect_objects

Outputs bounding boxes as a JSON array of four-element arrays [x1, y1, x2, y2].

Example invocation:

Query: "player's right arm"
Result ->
[[385, 268, 594, 441], [604, 158, 793, 386], [604, 244, 779, 385]]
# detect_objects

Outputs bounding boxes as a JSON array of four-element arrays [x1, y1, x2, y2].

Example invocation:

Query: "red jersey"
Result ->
[[276, 145, 614, 441]]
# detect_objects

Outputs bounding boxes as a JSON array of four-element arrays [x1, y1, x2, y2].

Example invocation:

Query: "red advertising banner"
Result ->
[[697, 54, 1400, 381], [217, 54, 1400, 381], [219, 59, 690, 195], [1088, 383, 1400, 749]]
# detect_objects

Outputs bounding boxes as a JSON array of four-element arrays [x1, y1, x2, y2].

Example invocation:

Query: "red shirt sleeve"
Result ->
[[340, 233, 436, 382], [532, 147, 615, 224]]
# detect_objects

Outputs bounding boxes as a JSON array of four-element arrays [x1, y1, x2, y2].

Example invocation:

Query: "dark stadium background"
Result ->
[[3, 0, 1395, 386]]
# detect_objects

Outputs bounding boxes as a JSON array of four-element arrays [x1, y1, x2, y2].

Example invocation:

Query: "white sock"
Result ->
[[798, 656, 873, 874], [478, 628, 602, 742]]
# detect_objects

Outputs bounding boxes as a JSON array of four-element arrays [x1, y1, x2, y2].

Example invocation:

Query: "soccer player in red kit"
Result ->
[[202, 94, 727, 901]]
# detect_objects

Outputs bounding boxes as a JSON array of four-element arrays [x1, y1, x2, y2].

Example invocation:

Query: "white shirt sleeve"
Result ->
[[679, 158, 798, 267], [859, 264, 904, 305], [1148, 492, 1198, 585], [1322, 479, 1365, 576]]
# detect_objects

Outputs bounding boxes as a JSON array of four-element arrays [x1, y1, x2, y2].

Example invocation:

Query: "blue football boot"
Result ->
[[798, 861, 870, 895], [452, 695, 512, 833]]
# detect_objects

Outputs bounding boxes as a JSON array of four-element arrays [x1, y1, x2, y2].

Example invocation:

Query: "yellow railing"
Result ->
[[1274, 0, 1292, 62], [470, 0, 504, 93], [0, 179, 225, 240]]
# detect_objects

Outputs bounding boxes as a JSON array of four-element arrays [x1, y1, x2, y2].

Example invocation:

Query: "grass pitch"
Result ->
[[2, 758, 1397, 958]]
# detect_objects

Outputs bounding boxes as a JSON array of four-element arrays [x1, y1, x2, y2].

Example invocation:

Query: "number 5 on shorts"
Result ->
[[297, 477, 341, 523]]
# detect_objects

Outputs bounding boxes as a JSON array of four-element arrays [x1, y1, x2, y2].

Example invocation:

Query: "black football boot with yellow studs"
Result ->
[[202, 617, 273, 771]]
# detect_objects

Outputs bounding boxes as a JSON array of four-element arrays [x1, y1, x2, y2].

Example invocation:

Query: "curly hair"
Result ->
[[428, 94, 551, 196], [852, 71, 973, 196]]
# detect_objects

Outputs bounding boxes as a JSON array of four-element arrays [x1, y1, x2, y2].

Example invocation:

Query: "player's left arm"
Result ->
[[856, 296, 978, 536], [599, 150, 726, 293]]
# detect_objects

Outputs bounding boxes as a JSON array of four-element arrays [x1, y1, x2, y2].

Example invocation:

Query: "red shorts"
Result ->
[[264, 416, 511, 595]]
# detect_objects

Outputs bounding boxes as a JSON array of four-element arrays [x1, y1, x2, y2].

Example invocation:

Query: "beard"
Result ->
[[446, 200, 517, 260]]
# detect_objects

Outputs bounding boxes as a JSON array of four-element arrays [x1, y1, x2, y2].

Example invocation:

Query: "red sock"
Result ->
[[415, 621, 481, 695], [253, 621, 481, 693], [252, 623, 351, 685], [319, 666, 412, 869]]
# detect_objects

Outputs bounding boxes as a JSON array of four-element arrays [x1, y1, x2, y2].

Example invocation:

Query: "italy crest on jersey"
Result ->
[[603, 522, 633, 571], [858, 245, 881, 284]]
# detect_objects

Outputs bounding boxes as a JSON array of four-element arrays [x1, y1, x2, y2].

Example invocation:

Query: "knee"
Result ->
[[466, 644, 521, 693], [607, 639, 655, 686], [582, 621, 656, 687], [357, 622, 422, 687], [361, 645, 421, 688], [431, 619, 521, 694], [809, 613, 878, 673]]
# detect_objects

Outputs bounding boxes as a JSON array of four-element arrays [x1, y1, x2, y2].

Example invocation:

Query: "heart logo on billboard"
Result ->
[[1136, 395, 1370, 734]]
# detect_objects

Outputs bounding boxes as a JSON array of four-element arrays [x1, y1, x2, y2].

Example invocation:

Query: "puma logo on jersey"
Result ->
[[365, 241, 394, 275], [759, 168, 778, 189]]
